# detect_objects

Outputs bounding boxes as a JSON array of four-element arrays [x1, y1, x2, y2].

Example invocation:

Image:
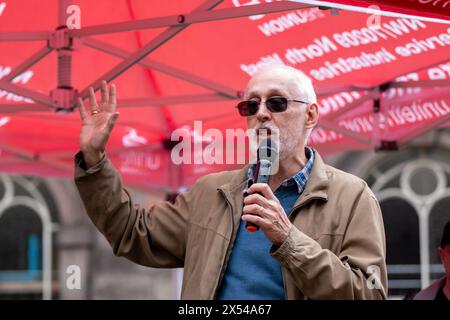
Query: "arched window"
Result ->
[[380, 198, 420, 265], [0, 207, 43, 298], [367, 148, 450, 298], [0, 175, 57, 299]]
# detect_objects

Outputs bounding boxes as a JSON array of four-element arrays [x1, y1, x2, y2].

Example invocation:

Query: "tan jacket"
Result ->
[[74, 149, 387, 300]]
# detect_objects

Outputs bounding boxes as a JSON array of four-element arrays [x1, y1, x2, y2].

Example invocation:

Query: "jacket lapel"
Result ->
[[217, 164, 249, 231]]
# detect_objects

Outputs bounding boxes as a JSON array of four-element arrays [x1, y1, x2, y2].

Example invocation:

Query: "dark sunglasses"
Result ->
[[236, 96, 308, 117]]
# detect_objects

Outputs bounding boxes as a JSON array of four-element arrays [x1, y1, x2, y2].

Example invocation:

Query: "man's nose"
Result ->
[[256, 101, 271, 122]]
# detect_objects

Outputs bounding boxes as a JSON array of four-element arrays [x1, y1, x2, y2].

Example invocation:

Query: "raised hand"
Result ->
[[78, 80, 119, 167]]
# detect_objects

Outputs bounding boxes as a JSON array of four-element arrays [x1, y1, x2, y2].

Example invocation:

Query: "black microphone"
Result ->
[[245, 138, 279, 232]]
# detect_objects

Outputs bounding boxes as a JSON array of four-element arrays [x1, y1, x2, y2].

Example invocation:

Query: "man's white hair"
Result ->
[[251, 64, 317, 144], [253, 64, 317, 104]]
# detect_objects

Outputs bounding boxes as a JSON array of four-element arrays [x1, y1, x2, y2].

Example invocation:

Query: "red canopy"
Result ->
[[0, 0, 449, 192]]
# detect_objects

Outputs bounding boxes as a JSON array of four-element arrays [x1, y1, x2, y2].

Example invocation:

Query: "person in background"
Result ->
[[412, 220, 450, 300]]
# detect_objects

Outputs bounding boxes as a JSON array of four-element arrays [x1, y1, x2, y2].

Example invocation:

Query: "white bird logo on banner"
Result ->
[[122, 128, 148, 147], [0, 116, 10, 128]]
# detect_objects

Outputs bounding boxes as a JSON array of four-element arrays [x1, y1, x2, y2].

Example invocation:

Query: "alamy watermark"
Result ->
[[66, 264, 81, 290], [66, 5, 81, 30], [169, 121, 280, 170], [366, 265, 383, 290]]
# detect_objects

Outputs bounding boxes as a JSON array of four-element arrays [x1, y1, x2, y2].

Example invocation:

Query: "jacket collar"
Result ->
[[217, 163, 249, 210], [218, 148, 329, 210], [293, 148, 329, 208]]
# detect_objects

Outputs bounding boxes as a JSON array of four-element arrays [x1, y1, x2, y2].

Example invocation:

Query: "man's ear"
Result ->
[[305, 103, 319, 130]]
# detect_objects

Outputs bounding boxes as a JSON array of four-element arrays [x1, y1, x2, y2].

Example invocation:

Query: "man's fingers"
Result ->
[[89, 87, 99, 112], [243, 204, 263, 216], [247, 183, 276, 201], [101, 80, 108, 107], [243, 193, 268, 207], [105, 112, 119, 134], [108, 84, 117, 113], [78, 98, 87, 121], [242, 214, 268, 229]]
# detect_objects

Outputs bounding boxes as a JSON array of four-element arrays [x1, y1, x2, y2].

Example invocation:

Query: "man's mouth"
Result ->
[[257, 127, 272, 136]]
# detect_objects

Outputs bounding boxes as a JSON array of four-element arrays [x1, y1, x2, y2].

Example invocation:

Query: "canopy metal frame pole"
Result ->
[[4, 46, 53, 82], [0, 80, 55, 107], [391, 79, 450, 89], [319, 118, 372, 145], [118, 94, 233, 107], [82, 37, 241, 99], [69, 1, 314, 37], [0, 31, 50, 41]]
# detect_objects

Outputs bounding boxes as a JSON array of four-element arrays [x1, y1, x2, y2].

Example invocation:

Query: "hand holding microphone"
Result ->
[[242, 139, 292, 246], [245, 138, 277, 232]]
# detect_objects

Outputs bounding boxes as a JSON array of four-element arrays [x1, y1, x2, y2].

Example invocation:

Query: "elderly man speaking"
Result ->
[[74, 65, 387, 300]]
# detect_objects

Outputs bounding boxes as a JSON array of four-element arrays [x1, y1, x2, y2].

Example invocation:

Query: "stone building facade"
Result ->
[[0, 127, 449, 299]]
